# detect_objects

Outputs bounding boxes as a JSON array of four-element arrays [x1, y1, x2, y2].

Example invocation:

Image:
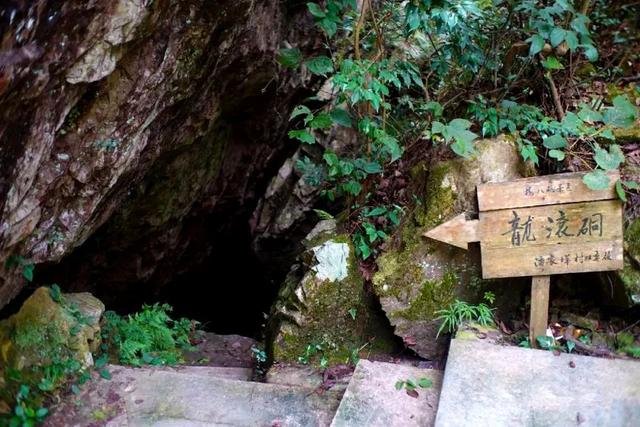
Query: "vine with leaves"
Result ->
[[279, 0, 639, 259]]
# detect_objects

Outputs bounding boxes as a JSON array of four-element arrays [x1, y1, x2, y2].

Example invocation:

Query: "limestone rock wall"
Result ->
[[0, 0, 316, 307]]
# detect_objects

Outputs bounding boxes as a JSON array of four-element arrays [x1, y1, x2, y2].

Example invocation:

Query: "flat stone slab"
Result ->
[[436, 339, 640, 427], [330, 360, 443, 427], [46, 365, 341, 426]]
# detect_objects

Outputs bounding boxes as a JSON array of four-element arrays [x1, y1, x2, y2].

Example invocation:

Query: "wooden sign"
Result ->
[[424, 171, 624, 346]]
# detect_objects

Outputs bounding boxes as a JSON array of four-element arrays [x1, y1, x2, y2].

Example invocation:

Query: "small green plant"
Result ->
[[395, 377, 433, 397], [4, 255, 35, 282], [6, 385, 48, 427], [435, 292, 495, 337], [615, 332, 640, 358], [101, 303, 196, 366], [297, 343, 323, 365]]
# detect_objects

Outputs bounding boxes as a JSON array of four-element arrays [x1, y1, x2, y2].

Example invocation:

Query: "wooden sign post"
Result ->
[[424, 171, 624, 347]]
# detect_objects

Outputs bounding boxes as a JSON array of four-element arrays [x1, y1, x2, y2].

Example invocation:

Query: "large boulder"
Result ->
[[372, 137, 533, 359], [267, 221, 396, 365], [0, 287, 104, 411]]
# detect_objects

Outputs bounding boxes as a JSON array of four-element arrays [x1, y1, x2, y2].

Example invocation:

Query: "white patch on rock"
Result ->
[[312, 240, 349, 282]]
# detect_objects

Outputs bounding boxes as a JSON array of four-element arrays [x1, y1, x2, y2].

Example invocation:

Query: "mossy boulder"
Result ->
[[0, 287, 104, 379], [373, 136, 532, 359], [267, 221, 396, 366]]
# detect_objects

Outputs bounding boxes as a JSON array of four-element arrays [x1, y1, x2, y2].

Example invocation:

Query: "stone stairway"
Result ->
[[44, 360, 442, 427]]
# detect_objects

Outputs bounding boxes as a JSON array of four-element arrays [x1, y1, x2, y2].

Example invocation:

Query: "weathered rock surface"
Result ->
[[267, 220, 396, 365], [0, 0, 316, 308], [45, 365, 342, 426], [435, 339, 640, 427], [331, 359, 443, 427], [373, 137, 532, 359]]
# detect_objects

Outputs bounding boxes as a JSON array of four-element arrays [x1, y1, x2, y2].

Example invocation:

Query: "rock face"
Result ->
[[373, 137, 532, 359], [0, 0, 315, 308], [267, 220, 395, 365]]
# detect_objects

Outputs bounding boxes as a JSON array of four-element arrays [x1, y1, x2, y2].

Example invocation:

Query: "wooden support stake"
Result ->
[[530, 275, 550, 348]]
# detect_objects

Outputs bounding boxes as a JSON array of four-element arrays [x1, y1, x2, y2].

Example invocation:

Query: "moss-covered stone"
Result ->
[[267, 226, 396, 366], [372, 136, 530, 359], [0, 287, 104, 411], [0, 287, 104, 371]]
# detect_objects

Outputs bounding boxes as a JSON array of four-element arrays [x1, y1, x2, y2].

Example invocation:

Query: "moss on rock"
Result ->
[[0, 287, 104, 371], [372, 136, 529, 359], [268, 229, 396, 366]]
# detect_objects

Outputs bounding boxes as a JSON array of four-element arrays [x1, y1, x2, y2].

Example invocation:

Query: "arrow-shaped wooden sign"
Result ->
[[423, 171, 624, 346], [424, 171, 623, 279]]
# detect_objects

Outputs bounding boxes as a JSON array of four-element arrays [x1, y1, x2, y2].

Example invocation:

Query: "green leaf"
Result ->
[[451, 137, 475, 158], [277, 48, 302, 68], [529, 34, 545, 56], [36, 407, 49, 418], [624, 180, 640, 190], [417, 377, 433, 388], [550, 28, 566, 47], [319, 18, 338, 37], [577, 104, 603, 123], [542, 56, 564, 70], [365, 206, 387, 217], [313, 209, 334, 220], [549, 149, 565, 161], [305, 56, 334, 76], [603, 95, 638, 128], [431, 121, 446, 135], [22, 264, 34, 282], [288, 129, 315, 144], [616, 179, 627, 202], [289, 105, 312, 121], [395, 380, 405, 391], [309, 112, 333, 129], [561, 112, 582, 134], [71, 384, 81, 395], [583, 45, 599, 62], [378, 134, 402, 162], [543, 134, 567, 149], [593, 143, 624, 170], [583, 170, 610, 190], [343, 180, 362, 196], [95, 354, 108, 368], [348, 308, 357, 320], [565, 31, 579, 50], [329, 108, 352, 127], [307, 2, 326, 18]]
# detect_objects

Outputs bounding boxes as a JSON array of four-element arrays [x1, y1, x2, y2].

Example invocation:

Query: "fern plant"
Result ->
[[102, 304, 196, 366], [435, 292, 496, 337]]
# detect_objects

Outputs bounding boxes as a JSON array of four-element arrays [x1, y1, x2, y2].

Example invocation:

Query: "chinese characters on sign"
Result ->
[[524, 181, 573, 197], [533, 248, 613, 268], [425, 171, 623, 279], [502, 210, 604, 247]]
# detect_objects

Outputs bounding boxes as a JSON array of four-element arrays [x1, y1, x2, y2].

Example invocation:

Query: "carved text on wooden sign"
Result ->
[[425, 171, 623, 279]]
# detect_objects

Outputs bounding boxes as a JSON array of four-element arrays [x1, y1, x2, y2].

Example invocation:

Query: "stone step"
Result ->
[[435, 339, 640, 427], [46, 364, 341, 426], [330, 360, 443, 427]]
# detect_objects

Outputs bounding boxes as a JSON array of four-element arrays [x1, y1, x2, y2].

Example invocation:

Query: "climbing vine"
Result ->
[[280, 0, 639, 259]]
